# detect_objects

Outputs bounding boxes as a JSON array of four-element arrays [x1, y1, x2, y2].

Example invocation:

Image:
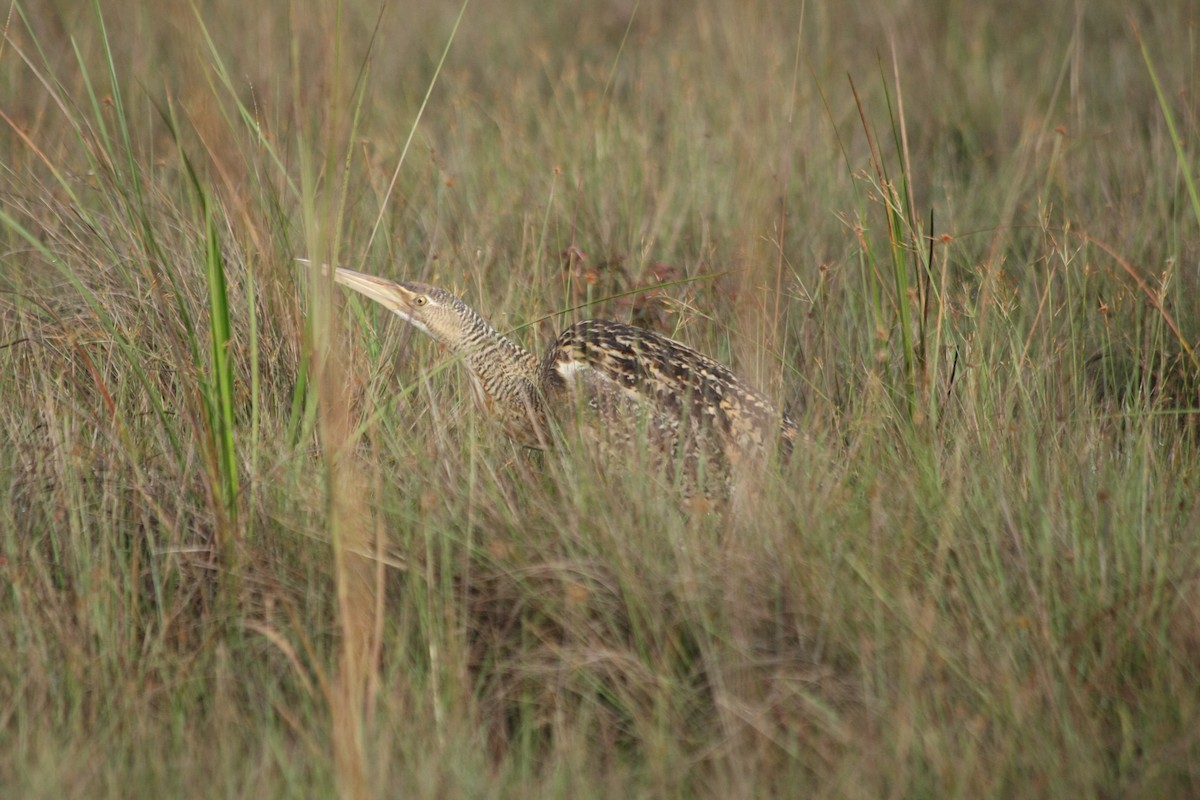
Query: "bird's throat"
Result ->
[[459, 335, 543, 433]]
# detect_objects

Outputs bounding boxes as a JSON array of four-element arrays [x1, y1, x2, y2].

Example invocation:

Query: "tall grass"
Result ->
[[1, 0, 1198, 797]]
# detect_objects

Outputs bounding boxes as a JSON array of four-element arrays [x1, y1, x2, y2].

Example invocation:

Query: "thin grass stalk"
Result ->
[[877, 68, 922, 421], [1135, 21, 1200, 239]]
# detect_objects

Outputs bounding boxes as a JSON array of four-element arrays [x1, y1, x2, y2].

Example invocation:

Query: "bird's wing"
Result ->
[[540, 319, 793, 457]]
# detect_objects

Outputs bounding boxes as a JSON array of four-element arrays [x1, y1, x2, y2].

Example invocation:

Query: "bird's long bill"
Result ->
[[332, 267, 419, 317]]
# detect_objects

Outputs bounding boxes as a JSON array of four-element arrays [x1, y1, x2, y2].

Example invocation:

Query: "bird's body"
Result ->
[[333, 268, 795, 479]]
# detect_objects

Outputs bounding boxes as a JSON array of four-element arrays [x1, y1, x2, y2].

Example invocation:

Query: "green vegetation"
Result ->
[[2, 1, 1198, 796]]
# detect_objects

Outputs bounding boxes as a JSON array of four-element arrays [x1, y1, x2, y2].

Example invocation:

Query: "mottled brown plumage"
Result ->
[[333, 268, 796, 474]]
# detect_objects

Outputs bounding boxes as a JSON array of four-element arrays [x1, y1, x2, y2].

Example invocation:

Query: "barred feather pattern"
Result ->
[[333, 272, 795, 483], [539, 319, 797, 469]]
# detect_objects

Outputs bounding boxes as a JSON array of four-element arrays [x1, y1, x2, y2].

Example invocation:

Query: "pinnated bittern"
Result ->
[[333, 268, 796, 474]]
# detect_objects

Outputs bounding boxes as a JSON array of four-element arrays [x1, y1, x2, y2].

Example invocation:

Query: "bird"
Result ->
[[332, 267, 796, 483]]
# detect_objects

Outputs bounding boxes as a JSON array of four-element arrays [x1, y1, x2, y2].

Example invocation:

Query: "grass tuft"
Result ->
[[1, 1, 1199, 797]]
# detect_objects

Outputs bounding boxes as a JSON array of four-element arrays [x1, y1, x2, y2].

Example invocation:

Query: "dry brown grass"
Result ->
[[2, 0, 1199, 796]]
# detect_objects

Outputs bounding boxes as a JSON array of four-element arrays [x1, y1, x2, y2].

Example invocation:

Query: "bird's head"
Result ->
[[333, 268, 480, 345]]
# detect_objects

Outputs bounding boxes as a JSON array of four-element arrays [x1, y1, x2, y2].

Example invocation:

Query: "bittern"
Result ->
[[333, 267, 796, 477]]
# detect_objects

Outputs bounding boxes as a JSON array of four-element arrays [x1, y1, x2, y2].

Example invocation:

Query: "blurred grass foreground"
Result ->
[[1, 0, 1199, 797]]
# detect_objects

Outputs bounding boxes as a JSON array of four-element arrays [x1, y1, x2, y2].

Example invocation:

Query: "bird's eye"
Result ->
[[414, 295, 428, 307]]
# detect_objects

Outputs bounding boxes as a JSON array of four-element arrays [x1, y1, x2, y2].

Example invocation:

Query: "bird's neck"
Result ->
[[460, 331, 540, 398], [442, 310, 544, 439]]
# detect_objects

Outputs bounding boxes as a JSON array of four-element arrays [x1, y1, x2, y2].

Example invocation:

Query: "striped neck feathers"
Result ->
[[399, 287, 540, 418]]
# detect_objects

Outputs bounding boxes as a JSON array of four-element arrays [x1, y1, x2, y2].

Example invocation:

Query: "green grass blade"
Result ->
[[1136, 23, 1200, 234]]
